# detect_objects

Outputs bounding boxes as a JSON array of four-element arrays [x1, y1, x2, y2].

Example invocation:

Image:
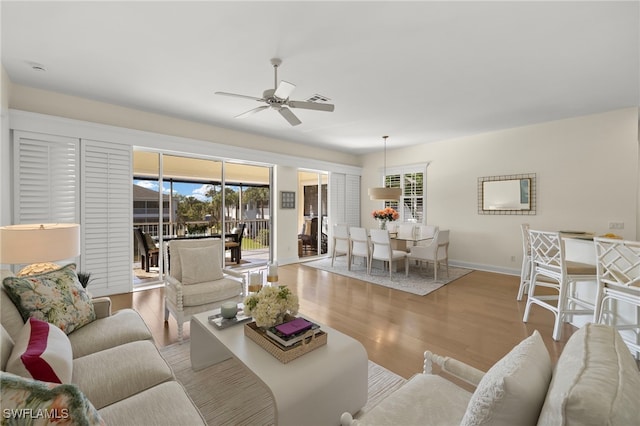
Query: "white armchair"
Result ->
[[164, 238, 244, 343]]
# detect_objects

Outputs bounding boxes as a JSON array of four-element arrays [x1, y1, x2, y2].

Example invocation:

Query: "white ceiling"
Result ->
[[2, 1, 638, 155]]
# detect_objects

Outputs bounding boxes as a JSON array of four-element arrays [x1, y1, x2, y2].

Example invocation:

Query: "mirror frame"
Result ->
[[478, 173, 536, 215]]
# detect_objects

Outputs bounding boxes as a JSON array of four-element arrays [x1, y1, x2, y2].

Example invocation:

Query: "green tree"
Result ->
[[244, 187, 270, 218], [207, 186, 240, 224], [177, 195, 208, 222]]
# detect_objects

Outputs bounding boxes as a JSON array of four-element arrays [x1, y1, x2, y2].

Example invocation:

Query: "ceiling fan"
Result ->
[[215, 58, 335, 127]]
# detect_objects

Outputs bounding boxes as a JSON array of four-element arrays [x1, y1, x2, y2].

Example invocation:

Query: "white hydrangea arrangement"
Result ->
[[243, 285, 299, 328]]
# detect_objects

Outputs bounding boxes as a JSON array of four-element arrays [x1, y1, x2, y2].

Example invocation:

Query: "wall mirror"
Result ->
[[478, 173, 536, 215]]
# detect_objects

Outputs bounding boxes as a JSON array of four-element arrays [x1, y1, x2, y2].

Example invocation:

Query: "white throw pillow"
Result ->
[[537, 323, 640, 426], [6, 317, 73, 384], [180, 245, 224, 285], [460, 330, 551, 426]]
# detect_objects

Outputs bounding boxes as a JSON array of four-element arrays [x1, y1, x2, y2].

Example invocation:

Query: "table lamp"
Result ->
[[0, 223, 81, 276]]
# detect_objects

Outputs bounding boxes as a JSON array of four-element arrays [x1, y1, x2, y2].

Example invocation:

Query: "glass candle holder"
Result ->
[[220, 301, 238, 319], [248, 271, 263, 293], [267, 261, 278, 283]]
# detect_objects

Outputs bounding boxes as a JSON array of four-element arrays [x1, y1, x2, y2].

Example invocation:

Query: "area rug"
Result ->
[[160, 342, 406, 425], [302, 256, 473, 296]]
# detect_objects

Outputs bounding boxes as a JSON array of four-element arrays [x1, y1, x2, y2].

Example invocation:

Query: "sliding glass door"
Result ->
[[133, 151, 271, 286]]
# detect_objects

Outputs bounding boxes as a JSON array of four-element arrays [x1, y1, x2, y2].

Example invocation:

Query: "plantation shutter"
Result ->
[[345, 174, 360, 227], [81, 139, 132, 296], [329, 173, 360, 229], [13, 131, 80, 225], [330, 173, 346, 225], [384, 165, 428, 223]]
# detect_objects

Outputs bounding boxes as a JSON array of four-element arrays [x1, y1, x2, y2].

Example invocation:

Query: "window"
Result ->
[[384, 165, 427, 223]]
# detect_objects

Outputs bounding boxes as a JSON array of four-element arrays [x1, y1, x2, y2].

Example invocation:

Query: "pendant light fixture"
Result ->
[[369, 136, 402, 201]]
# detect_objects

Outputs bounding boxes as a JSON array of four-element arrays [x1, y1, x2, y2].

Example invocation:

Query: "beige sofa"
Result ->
[[1, 279, 205, 425], [342, 323, 640, 426]]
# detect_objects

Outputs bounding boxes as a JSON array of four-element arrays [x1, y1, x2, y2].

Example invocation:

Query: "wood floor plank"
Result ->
[[110, 264, 574, 379]]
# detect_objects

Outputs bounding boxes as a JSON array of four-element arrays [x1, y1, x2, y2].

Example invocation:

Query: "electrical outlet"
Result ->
[[510, 255, 516, 262], [608, 222, 624, 230]]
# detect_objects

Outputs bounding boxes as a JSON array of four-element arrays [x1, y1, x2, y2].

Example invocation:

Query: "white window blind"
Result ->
[[13, 131, 79, 224], [81, 140, 132, 296]]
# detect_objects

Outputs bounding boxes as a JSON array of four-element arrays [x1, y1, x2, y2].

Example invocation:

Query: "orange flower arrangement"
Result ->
[[372, 207, 399, 221]]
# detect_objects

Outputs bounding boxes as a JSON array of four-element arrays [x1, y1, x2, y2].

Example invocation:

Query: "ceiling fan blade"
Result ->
[[235, 106, 269, 119], [288, 100, 335, 112], [274, 80, 296, 99], [215, 91, 264, 102], [278, 107, 302, 126]]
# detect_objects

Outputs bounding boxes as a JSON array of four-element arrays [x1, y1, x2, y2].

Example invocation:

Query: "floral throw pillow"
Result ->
[[3, 264, 96, 335], [0, 371, 105, 426]]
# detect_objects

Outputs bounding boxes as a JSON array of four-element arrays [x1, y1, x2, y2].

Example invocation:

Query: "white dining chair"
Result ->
[[332, 224, 350, 267], [396, 223, 415, 241], [406, 229, 449, 280], [517, 223, 532, 301], [349, 227, 370, 271], [593, 237, 640, 358], [369, 229, 407, 278], [415, 225, 438, 246], [523, 230, 597, 341]]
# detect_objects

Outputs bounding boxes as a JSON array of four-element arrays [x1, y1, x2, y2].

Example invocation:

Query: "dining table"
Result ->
[[389, 231, 433, 251]]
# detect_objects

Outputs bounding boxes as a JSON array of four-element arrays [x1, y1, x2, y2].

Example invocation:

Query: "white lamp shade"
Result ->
[[0, 223, 80, 264], [368, 187, 402, 201]]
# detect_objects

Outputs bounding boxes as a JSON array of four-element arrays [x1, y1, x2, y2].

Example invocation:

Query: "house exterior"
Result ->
[[133, 184, 178, 226]]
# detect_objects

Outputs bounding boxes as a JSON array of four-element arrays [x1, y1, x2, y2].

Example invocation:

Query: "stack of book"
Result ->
[[265, 317, 322, 349]]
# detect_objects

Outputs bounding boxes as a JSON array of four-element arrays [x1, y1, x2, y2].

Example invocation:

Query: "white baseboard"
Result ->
[[447, 260, 520, 277]]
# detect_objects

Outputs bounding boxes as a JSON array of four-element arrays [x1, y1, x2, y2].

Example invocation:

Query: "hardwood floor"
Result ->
[[110, 263, 575, 379]]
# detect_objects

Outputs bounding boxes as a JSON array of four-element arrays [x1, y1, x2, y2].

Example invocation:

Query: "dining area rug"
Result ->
[[302, 256, 473, 296], [159, 341, 407, 425]]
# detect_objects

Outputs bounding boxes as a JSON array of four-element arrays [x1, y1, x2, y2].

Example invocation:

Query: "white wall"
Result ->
[[362, 108, 639, 274], [275, 166, 302, 264]]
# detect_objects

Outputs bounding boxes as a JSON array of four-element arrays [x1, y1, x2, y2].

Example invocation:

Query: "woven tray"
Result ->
[[244, 321, 327, 364]]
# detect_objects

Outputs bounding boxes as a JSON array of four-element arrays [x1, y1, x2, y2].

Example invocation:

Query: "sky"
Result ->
[[134, 180, 213, 201]]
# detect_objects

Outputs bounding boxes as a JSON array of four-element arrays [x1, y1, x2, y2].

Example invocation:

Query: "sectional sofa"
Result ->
[[1, 267, 205, 425]]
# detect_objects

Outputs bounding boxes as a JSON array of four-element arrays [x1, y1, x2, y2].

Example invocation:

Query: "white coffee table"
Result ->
[[191, 311, 368, 426]]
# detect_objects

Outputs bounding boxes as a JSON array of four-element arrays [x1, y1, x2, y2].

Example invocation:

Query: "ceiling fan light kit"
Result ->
[[215, 58, 335, 126], [369, 135, 402, 201]]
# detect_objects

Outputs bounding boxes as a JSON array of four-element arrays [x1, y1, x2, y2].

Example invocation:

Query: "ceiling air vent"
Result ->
[[306, 94, 331, 103]]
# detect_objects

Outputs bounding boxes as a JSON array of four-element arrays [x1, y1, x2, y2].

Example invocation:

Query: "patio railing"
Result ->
[[133, 219, 270, 260]]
